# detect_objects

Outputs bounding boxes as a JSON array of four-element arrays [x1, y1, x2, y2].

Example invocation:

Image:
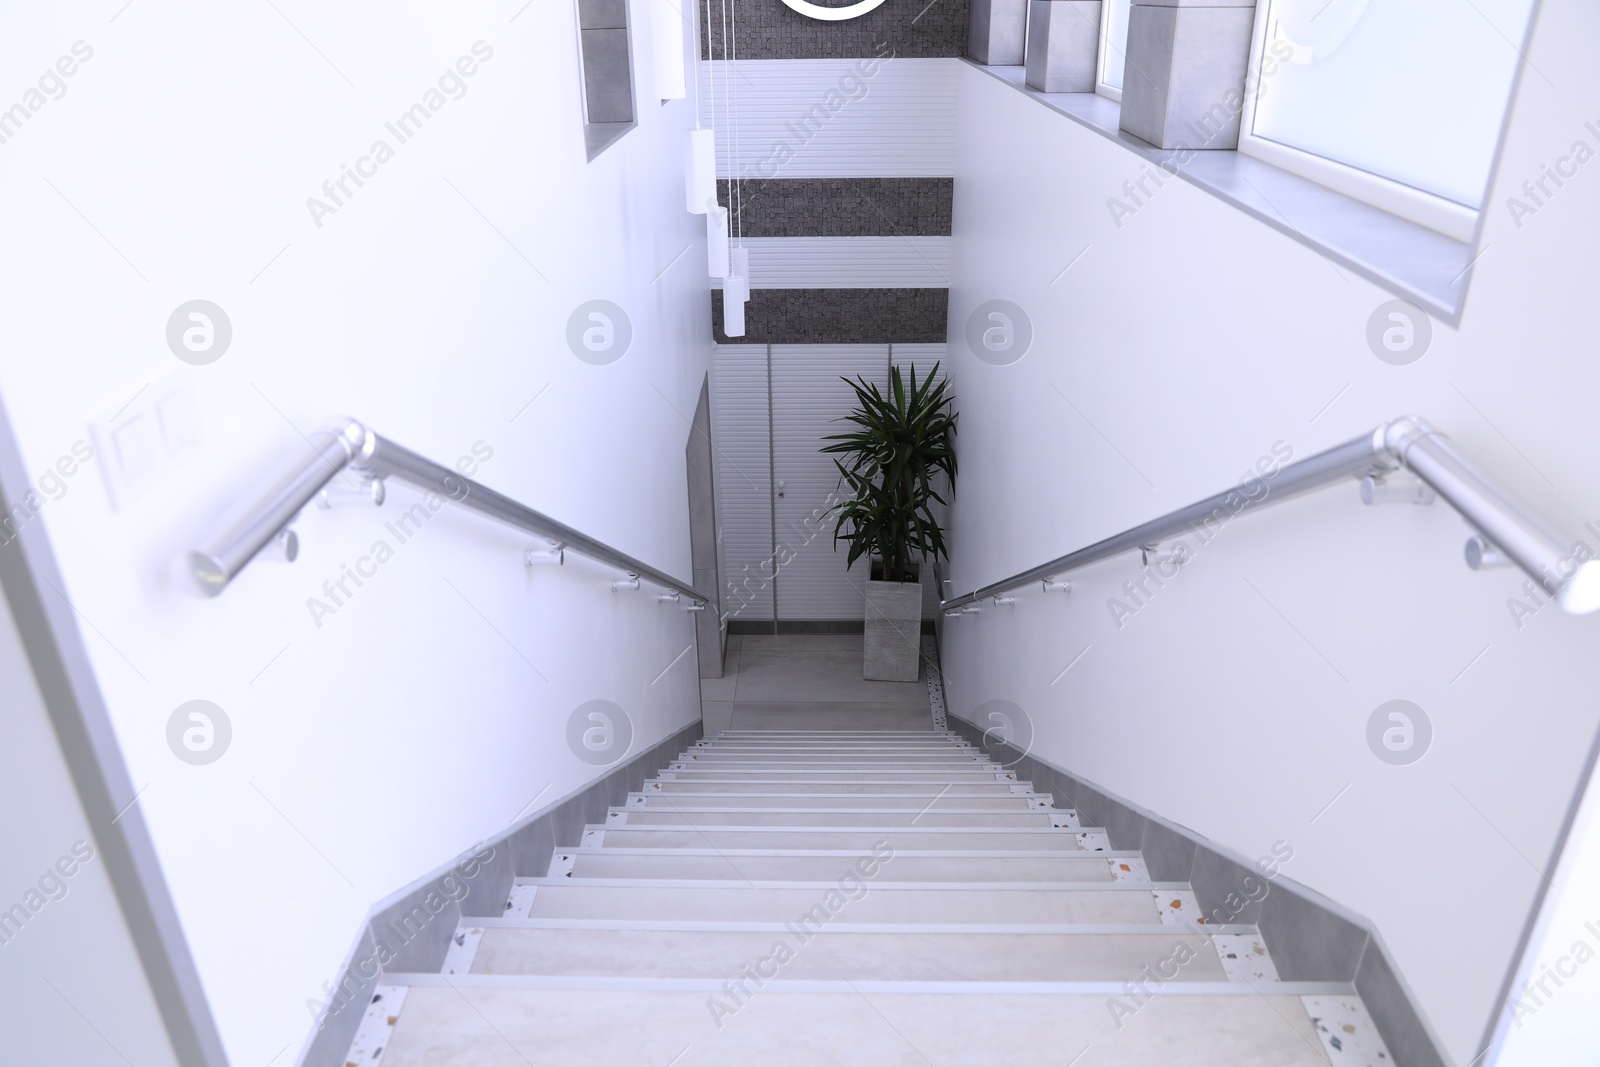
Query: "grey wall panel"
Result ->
[[713, 289, 949, 344], [716, 178, 954, 236], [712, 344, 775, 624], [702, 0, 971, 60]]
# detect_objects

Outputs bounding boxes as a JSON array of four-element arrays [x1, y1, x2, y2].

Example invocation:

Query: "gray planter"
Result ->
[[1025, 1, 1102, 93], [968, 0, 1028, 65], [1118, 0, 1257, 150], [864, 576, 923, 682]]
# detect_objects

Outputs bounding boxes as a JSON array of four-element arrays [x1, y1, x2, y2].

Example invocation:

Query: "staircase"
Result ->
[[355, 723, 1395, 1065]]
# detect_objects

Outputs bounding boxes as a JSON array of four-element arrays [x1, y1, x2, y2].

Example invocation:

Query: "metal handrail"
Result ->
[[188, 418, 712, 604], [941, 416, 1600, 615]]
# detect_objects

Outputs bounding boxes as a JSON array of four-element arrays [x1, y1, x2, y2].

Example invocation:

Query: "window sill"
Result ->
[[967, 62, 1477, 326]]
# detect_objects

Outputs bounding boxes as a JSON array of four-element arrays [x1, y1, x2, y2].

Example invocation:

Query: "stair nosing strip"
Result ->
[[380, 974, 1357, 996]]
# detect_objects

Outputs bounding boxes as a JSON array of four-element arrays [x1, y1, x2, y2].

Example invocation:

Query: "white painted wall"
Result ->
[[0, 586, 179, 1067], [1495, 744, 1600, 1066], [941, 2, 1599, 1062], [0, 0, 708, 1062]]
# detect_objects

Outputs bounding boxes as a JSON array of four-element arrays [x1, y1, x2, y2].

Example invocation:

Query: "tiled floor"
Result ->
[[700, 633, 932, 732]]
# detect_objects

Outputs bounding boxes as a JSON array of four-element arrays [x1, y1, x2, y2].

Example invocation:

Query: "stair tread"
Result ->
[[466, 927, 1230, 982], [378, 987, 1336, 1067]]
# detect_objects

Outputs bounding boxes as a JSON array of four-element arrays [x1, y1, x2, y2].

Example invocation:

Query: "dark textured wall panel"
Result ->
[[701, 0, 970, 59], [717, 177, 953, 235], [712, 288, 948, 343]]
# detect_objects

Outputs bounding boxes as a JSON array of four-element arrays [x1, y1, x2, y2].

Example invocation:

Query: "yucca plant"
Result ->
[[822, 363, 957, 584]]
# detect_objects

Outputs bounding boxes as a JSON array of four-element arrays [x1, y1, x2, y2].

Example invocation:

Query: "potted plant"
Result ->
[[822, 363, 957, 681]]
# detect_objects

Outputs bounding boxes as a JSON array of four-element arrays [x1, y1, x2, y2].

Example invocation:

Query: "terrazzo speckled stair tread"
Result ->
[[667, 760, 1008, 769], [629, 793, 1050, 809], [688, 744, 973, 752], [514, 883, 1170, 923], [645, 781, 1035, 795], [610, 809, 1064, 827], [560, 851, 1129, 882], [463, 927, 1230, 982], [659, 770, 1022, 782], [582, 827, 1097, 852], [684, 742, 966, 751], [375, 987, 1338, 1067], [685, 751, 978, 759]]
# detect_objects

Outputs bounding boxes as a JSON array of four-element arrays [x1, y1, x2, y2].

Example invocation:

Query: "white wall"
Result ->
[[0, 584, 179, 1067], [941, 1, 1599, 1061], [1496, 741, 1600, 1067], [0, 0, 708, 1062]]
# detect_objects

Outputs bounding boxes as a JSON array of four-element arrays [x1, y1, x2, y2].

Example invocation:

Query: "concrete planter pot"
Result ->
[[968, 0, 1028, 65], [1118, 0, 1257, 150], [864, 566, 923, 682], [1025, 0, 1102, 93]]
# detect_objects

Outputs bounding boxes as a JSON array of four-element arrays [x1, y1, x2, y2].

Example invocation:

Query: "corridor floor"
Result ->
[[699, 633, 935, 732]]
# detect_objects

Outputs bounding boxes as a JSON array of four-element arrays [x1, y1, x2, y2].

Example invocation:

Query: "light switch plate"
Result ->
[[89, 372, 203, 511]]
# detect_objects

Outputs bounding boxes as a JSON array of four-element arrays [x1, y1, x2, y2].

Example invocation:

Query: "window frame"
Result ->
[[1094, 0, 1126, 102], [1233, 0, 1482, 242], [574, 0, 640, 160]]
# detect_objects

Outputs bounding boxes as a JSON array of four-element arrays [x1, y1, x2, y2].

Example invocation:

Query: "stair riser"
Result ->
[[613, 812, 1059, 828], [587, 830, 1090, 852], [645, 782, 1030, 794], [519, 885, 1164, 924], [565, 854, 1119, 882], [661, 772, 1019, 782], [470, 928, 1224, 983], [633, 795, 1045, 810]]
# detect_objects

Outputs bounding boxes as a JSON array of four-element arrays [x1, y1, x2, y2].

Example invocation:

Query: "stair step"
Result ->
[[673, 756, 992, 765], [646, 781, 1033, 795], [515, 883, 1169, 924], [676, 754, 990, 764], [660, 770, 1020, 782], [557, 850, 1131, 882], [466, 926, 1228, 982], [711, 731, 949, 738], [583, 827, 1096, 852], [376, 986, 1339, 1067], [630, 793, 1049, 810], [691, 743, 971, 751], [630, 793, 1056, 809], [610, 809, 1063, 828]]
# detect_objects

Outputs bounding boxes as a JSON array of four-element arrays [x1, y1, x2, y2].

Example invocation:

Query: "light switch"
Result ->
[[90, 371, 204, 511]]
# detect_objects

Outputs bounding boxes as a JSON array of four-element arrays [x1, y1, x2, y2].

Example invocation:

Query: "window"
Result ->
[[577, 0, 637, 158], [1096, 0, 1132, 100], [1237, 0, 1537, 240]]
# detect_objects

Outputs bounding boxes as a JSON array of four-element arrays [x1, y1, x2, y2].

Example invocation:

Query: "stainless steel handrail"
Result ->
[[189, 418, 712, 604], [941, 416, 1600, 615]]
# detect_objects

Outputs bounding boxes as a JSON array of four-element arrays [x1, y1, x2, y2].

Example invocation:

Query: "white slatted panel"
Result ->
[[770, 345, 890, 620], [698, 59, 959, 178], [891, 343, 949, 378], [712, 344, 774, 623], [709, 237, 952, 289], [891, 344, 950, 619]]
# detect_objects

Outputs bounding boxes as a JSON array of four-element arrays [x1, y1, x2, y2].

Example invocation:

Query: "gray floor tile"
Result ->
[[730, 702, 936, 731], [734, 648, 926, 704]]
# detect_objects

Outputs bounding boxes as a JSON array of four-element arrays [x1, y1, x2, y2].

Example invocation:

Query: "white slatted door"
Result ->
[[770, 345, 890, 620], [711, 344, 774, 623]]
